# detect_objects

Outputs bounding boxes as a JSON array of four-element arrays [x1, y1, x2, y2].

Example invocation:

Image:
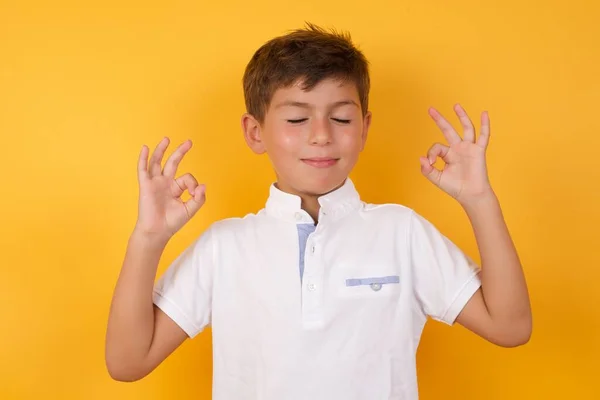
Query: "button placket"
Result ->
[[301, 231, 324, 326]]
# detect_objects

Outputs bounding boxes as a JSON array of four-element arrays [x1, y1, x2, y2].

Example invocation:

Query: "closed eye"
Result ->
[[287, 118, 308, 124], [332, 118, 351, 124], [287, 118, 351, 124]]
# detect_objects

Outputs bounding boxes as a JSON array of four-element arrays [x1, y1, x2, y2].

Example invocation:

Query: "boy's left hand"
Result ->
[[420, 104, 494, 207]]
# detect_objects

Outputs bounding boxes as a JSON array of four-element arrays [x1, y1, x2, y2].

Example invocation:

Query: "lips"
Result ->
[[301, 157, 339, 168]]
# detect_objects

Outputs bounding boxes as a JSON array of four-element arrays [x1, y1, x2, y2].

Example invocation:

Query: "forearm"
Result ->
[[105, 229, 168, 374], [463, 192, 531, 327]]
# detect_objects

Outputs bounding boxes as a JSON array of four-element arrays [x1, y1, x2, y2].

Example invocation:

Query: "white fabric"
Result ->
[[153, 178, 481, 400]]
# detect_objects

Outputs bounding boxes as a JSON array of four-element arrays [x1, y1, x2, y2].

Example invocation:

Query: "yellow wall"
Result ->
[[1, 1, 598, 398]]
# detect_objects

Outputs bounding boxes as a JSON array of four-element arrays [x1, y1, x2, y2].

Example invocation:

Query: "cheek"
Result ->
[[265, 125, 303, 156], [337, 126, 365, 152]]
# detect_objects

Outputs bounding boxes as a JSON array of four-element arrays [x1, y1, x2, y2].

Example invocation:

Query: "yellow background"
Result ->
[[1, 0, 598, 398]]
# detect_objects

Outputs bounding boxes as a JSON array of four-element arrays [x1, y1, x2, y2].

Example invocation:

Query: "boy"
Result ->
[[105, 24, 531, 399]]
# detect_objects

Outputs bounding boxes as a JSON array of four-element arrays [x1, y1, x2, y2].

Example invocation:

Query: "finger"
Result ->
[[454, 104, 476, 142], [477, 111, 491, 149], [163, 140, 192, 178], [419, 156, 442, 186], [184, 184, 207, 218], [148, 137, 170, 178], [137, 145, 149, 182], [174, 173, 199, 197], [426, 142, 450, 165], [428, 107, 462, 145]]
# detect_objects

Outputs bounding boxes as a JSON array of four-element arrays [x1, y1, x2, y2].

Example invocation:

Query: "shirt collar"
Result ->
[[264, 178, 362, 223]]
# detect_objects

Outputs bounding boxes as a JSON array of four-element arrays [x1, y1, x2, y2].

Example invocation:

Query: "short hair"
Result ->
[[242, 23, 370, 124]]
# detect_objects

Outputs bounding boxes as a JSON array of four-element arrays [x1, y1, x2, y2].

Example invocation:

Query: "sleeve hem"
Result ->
[[439, 270, 482, 325], [152, 290, 202, 338]]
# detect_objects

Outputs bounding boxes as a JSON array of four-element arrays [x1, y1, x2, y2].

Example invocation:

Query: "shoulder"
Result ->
[[360, 201, 418, 225], [358, 201, 443, 239], [204, 209, 269, 238]]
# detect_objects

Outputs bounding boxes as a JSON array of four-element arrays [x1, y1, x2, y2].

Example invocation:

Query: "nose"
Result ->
[[309, 117, 333, 146]]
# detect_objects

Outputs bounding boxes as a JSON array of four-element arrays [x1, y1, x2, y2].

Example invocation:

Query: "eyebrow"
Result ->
[[274, 100, 359, 109]]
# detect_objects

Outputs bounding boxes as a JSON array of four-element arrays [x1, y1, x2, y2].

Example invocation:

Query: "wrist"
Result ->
[[459, 189, 500, 215], [130, 225, 171, 250]]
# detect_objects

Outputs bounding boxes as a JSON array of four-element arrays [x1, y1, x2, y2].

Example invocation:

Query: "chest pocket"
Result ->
[[337, 273, 401, 299]]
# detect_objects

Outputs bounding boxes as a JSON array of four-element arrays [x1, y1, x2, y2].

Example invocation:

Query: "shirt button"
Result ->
[[370, 283, 382, 291], [311, 245, 316, 253], [307, 283, 316, 291]]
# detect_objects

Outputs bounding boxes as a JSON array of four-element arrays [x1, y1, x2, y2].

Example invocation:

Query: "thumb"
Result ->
[[419, 157, 442, 186], [185, 184, 206, 217]]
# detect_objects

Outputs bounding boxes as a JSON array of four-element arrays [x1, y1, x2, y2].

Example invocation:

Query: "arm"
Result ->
[[105, 231, 188, 382], [105, 137, 207, 381], [420, 105, 532, 347], [457, 192, 532, 347]]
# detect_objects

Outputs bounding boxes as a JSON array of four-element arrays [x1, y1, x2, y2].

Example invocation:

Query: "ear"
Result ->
[[360, 111, 372, 151], [241, 113, 266, 154]]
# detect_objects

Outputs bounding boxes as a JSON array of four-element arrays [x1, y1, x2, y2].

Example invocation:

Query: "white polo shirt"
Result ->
[[153, 178, 481, 400]]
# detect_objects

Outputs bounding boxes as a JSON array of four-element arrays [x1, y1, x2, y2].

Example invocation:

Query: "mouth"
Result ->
[[301, 157, 339, 168]]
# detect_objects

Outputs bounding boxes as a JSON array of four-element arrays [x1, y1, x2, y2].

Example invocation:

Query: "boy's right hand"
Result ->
[[134, 137, 206, 243]]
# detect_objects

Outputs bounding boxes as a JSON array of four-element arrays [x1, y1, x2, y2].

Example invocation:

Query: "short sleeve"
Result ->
[[152, 226, 215, 338], [409, 210, 481, 325]]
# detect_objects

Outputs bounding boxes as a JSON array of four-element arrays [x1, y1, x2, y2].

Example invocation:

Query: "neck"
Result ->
[[300, 195, 320, 224], [273, 179, 348, 224]]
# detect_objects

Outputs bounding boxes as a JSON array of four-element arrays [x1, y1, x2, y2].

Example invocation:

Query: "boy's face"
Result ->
[[242, 77, 371, 197]]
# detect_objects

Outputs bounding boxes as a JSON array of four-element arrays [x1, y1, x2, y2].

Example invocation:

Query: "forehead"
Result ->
[[269, 78, 360, 110]]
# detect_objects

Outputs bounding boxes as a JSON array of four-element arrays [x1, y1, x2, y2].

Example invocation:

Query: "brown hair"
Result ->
[[242, 23, 370, 124]]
